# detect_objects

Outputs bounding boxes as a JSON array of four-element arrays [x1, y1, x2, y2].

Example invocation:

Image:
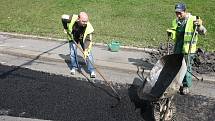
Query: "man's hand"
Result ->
[[194, 18, 203, 26], [166, 29, 172, 37]]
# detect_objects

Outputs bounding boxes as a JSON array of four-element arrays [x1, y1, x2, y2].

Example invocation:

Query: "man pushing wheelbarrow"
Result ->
[[166, 2, 207, 95], [138, 3, 207, 121]]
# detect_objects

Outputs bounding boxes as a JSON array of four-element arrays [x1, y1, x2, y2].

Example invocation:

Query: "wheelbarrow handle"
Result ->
[[187, 16, 199, 66], [167, 36, 170, 55]]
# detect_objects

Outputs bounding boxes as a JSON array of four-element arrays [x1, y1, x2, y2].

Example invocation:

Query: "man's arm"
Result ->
[[83, 34, 92, 50], [83, 34, 93, 58], [194, 18, 207, 35], [61, 14, 71, 31]]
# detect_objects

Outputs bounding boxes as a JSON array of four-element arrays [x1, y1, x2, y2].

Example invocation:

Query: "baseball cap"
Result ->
[[175, 3, 186, 12]]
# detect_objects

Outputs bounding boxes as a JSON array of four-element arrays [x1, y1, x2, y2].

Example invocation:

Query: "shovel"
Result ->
[[167, 33, 171, 55], [166, 29, 174, 55], [187, 16, 199, 65], [66, 33, 122, 100], [187, 16, 203, 81]]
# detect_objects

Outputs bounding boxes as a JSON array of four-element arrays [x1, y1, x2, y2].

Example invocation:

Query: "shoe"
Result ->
[[70, 68, 76, 75], [179, 86, 189, 95], [90, 71, 96, 78]]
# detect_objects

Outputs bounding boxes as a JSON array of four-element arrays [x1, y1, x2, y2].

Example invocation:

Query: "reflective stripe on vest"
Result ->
[[184, 15, 197, 53], [185, 32, 194, 36]]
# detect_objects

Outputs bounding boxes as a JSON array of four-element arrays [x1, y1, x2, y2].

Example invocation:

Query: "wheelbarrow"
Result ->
[[138, 54, 187, 121]]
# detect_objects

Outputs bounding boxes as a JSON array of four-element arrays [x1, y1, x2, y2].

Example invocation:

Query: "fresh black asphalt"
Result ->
[[0, 64, 214, 121]]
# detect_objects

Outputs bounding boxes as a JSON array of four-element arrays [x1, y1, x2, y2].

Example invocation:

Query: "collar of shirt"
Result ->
[[176, 13, 191, 27]]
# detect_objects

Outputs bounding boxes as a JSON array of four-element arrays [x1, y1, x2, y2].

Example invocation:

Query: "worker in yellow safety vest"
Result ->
[[61, 12, 96, 78], [167, 3, 207, 94]]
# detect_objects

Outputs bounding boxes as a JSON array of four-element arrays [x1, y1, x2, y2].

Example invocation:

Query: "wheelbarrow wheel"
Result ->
[[152, 103, 161, 121], [152, 100, 176, 121], [169, 102, 176, 121]]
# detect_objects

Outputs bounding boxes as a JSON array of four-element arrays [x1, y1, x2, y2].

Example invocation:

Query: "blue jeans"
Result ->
[[69, 42, 95, 73]]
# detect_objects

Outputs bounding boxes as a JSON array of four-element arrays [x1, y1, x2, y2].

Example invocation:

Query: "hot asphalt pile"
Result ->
[[0, 64, 214, 121]]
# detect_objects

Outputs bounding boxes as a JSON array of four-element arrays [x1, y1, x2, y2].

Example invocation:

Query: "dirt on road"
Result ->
[[146, 45, 215, 74]]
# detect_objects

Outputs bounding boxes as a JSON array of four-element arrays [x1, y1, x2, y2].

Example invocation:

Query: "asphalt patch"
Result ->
[[0, 64, 214, 121], [0, 64, 149, 121]]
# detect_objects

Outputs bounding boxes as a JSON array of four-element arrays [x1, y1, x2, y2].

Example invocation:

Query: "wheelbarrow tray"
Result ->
[[138, 54, 187, 101]]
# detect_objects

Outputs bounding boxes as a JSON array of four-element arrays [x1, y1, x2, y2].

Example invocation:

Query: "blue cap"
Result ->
[[175, 3, 186, 12]]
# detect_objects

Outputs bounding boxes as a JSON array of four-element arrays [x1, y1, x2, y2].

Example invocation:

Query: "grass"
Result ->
[[0, 0, 214, 51]]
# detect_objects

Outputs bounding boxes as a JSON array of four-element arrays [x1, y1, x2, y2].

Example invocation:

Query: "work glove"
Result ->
[[83, 50, 90, 59], [166, 29, 175, 39], [83, 41, 93, 59], [166, 29, 173, 37]]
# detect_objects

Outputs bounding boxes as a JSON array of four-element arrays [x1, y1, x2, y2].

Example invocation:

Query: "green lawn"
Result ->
[[0, 0, 214, 51]]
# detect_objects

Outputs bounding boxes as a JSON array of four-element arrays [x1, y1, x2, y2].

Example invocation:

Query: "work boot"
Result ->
[[90, 71, 96, 78], [70, 68, 76, 75], [179, 86, 190, 95]]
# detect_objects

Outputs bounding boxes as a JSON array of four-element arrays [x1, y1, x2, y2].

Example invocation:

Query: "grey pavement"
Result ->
[[0, 32, 215, 83], [0, 32, 154, 85], [0, 32, 152, 72]]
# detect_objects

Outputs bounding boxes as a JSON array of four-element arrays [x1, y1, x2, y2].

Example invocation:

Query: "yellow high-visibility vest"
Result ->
[[170, 15, 198, 54], [67, 14, 94, 52], [67, 14, 94, 43]]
